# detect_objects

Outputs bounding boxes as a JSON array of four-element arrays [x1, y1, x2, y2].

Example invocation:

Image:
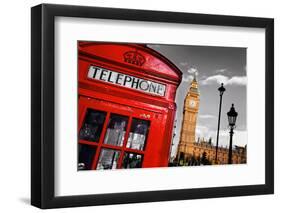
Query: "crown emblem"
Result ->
[[123, 50, 146, 66]]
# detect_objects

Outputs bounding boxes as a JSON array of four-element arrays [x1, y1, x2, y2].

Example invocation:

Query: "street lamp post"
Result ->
[[227, 104, 238, 164], [215, 83, 226, 164]]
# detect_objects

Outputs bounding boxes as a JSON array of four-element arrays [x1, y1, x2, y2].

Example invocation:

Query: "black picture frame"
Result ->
[[31, 3, 274, 209]]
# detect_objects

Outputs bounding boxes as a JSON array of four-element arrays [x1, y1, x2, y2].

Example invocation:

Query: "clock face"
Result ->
[[189, 100, 196, 108]]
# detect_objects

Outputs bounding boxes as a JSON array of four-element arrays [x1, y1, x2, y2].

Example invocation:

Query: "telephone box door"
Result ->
[[78, 96, 166, 170]]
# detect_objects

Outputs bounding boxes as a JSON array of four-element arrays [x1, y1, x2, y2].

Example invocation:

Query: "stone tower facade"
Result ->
[[177, 76, 200, 159]]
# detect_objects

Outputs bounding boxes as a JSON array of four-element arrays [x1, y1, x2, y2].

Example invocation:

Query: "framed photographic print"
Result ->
[[31, 3, 274, 209]]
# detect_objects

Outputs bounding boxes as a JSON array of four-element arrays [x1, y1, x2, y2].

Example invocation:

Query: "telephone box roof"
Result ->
[[79, 42, 182, 86]]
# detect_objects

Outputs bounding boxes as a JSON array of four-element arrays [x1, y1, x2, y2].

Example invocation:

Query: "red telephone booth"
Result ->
[[78, 42, 182, 170]]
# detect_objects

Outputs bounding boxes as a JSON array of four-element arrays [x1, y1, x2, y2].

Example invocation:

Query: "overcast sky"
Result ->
[[148, 44, 247, 158]]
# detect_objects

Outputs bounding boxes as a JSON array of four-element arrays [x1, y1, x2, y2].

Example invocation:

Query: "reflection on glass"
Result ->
[[79, 109, 106, 142], [78, 144, 97, 170], [103, 114, 128, 146], [96, 149, 120, 170], [126, 118, 150, 151], [122, 152, 143, 169]]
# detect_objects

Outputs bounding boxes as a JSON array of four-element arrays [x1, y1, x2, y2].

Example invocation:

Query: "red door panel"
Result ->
[[78, 96, 167, 170]]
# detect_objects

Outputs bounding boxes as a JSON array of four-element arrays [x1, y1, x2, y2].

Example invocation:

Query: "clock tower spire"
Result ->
[[177, 75, 200, 160]]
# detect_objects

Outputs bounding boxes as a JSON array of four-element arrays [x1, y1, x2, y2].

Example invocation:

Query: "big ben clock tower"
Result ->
[[177, 76, 200, 160]]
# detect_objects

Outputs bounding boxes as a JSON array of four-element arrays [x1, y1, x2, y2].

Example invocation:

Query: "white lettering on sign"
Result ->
[[88, 65, 166, 97]]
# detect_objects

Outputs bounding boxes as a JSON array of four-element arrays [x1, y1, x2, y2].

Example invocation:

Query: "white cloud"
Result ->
[[199, 114, 216, 119], [179, 62, 188, 67], [214, 130, 248, 147], [215, 69, 227, 73], [232, 130, 248, 147], [187, 67, 198, 75], [201, 74, 247, 86], [227, 76, 247, 85], [201, 75, 228, 85], [196, 125, 210, 137], [181, 67, 199, 82], [195, 127, 247, 147], [182, 75, 194, 82]]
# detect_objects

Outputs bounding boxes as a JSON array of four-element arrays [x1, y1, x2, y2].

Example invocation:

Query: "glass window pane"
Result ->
[[79, 109, 106, 142], [103, 114, 128, 146], [78, 144, 97, 170], [126, 118, 150, 151], [122, 152, 143, 169], [96, 149, 120, 170]]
